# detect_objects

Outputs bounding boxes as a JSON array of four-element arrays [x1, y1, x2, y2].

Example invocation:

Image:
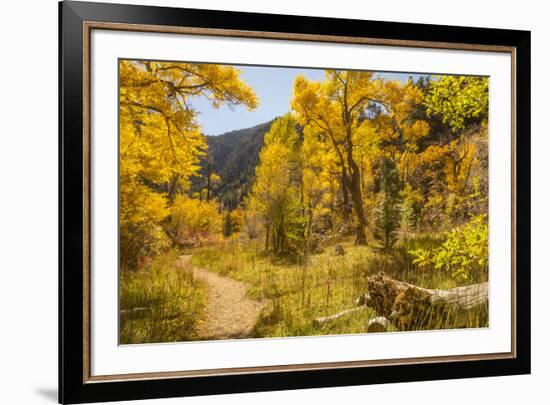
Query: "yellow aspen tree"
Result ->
[[119, 61, 258, 268], [246, 115, 303, 253]]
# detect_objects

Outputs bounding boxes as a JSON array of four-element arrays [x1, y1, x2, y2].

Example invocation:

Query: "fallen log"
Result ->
[[313, 306, 368, 326], [120, 307, 151, 320], [367, 316, 390, 333], [312, 272, 488, 331], [366, 272, 488, 331]]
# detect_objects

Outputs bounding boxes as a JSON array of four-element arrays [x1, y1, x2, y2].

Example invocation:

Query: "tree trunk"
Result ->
[[206, 171, 211, 202], [205, 158, 214, 202], [341, 81, 367, 245], [264, 223, 270, 251], [341, 167, 351, 223], [347, 156, 367, 245], [167, 173, 180, 202]]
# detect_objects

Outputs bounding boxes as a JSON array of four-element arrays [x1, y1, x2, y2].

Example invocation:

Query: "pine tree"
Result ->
[[223, 210, 233, 237], [374, 158, 402, 249], [401, 184, 423, 231]]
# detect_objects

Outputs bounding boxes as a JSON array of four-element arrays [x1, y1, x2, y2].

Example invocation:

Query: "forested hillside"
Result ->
[[193, 120, 274, 209]]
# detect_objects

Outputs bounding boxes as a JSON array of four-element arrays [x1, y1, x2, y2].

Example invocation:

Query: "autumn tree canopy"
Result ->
[[291, 71, 429, 245], [118, 61, 488, 280], [119, 60, 258, 268]]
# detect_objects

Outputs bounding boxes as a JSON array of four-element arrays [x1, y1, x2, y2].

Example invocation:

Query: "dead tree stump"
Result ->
[[334, 245, 345, 256], [312, 272, 488, 331], [366, 272, 400, 318], [365, 272, 488, 331]]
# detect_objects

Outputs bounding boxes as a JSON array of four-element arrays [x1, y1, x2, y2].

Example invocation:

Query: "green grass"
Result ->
[[119, 233, 488, 344], [190, 233, 487, 338], [120, 250, 207, 344]]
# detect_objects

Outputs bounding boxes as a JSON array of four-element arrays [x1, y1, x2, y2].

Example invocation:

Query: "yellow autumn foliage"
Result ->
[[119, 60, 257, 268]]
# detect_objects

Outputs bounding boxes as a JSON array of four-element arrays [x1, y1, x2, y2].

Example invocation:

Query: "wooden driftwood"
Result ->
[[313, 272, 488, 331], [366, 272, 488, 331], [313, 306, 367, 326], [367, 316, 390, 333], [120, 307, 151, 320]]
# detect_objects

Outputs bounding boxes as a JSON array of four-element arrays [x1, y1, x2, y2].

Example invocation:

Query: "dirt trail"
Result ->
[[177, 255, 264, 340]]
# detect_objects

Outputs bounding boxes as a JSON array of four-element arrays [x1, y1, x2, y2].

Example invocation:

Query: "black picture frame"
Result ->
[[59, 1, 531, 403]]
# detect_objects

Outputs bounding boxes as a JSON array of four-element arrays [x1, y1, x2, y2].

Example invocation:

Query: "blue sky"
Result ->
[[189, 65, 426, 135]]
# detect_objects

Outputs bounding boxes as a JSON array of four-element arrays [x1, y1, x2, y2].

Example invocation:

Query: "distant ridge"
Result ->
[[198, 119, 276, 209]]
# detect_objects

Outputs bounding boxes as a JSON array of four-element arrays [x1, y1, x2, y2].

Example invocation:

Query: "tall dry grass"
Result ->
[[190, 233, 488, 338], [120, 250, 207, 344]]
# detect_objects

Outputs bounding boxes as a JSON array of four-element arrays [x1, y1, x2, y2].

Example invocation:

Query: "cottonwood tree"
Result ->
[[119, 60, 257, 268], [292, 71, 378, 244], [292, 71, 429, 245]]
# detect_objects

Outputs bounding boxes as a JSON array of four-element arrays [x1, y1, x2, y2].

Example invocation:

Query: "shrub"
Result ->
[[166, 195, 222, 247], [119, 180, 170, 270], [408, 215, 488, 281]]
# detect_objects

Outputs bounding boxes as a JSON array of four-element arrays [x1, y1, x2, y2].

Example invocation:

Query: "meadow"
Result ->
[[120, 230, 488, 343], [190, 232, 488, 339]]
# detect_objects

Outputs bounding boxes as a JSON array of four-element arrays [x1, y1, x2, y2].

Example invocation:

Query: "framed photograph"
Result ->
[[59, 0, 531, 403]]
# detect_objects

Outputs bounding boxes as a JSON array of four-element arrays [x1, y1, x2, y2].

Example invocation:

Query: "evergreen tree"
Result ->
[[374, 158, 402, 249], [401, 184, 423, 231], [223, 210, 233, 237]]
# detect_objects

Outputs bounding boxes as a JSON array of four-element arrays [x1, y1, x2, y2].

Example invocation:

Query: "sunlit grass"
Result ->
[[120, 250, 207, 344], [119, 233, 488, 344], [190, 233, 488, 338]]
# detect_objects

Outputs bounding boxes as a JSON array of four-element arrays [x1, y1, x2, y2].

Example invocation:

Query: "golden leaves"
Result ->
[[119, 60, 258, 267]]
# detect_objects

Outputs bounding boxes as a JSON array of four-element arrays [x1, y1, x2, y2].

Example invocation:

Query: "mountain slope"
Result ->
[[201, 120, 275, 209]]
